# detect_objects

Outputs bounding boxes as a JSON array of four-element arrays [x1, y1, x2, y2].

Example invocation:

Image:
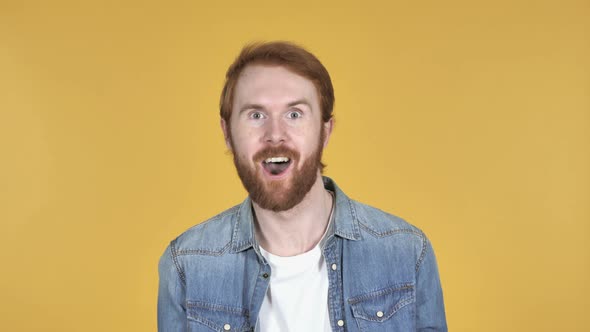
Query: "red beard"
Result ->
[[231, 130, 325, 212]]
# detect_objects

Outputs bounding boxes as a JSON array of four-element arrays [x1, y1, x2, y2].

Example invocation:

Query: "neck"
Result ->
[[253, 173, 333, 257]]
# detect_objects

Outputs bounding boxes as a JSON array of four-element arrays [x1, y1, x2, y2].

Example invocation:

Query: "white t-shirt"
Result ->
[[256, 244, 332, 332]]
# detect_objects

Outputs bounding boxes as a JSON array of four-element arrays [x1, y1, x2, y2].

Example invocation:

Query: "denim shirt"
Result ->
[[158, 177, 447, 331]]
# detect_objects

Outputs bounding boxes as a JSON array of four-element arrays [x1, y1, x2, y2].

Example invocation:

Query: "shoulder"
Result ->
[[348, 199, 433, 271], [352, 200, 424, 239], [350, 199, 429, 254], [158, 203, 243, 286], [168, 204, 241, 256]]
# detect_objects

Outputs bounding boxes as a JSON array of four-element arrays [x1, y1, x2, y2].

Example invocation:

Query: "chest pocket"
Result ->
[[348, 283, 416, 332], [186, 301, 252, 332]]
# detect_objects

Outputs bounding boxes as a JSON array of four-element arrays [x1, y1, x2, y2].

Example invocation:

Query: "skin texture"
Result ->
[[221, 64, 334, 256]]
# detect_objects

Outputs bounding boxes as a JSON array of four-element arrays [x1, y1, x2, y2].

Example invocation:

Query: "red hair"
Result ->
[[220, 41, 335, 124]]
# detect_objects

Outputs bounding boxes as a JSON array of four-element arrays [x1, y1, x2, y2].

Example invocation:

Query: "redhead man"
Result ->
[[158, 41, 447, 331]]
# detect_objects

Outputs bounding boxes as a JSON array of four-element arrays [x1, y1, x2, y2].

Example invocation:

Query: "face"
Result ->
[[222, 64, 332, 212]]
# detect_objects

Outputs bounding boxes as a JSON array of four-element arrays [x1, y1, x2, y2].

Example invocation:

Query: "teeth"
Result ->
[[264, 157, 290, 163]]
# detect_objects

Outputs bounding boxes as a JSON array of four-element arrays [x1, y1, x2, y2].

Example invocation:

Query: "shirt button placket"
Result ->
[[331, 263, 344, 329]]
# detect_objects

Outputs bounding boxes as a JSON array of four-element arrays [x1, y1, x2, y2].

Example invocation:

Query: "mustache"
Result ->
[[254, 146, 300, 163]]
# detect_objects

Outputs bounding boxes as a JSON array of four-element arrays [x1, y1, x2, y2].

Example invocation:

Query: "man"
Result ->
[[158, 41, 447, 331]]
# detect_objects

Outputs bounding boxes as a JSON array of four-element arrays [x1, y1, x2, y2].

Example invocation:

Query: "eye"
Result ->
[[287, 110, 302, 119], [249, 111, 265, 120]]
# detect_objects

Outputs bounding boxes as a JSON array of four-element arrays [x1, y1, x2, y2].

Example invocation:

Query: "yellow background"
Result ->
[[1, 0, 588, 331]]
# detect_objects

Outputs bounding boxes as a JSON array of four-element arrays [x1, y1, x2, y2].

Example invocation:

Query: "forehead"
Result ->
[[233, 64, 319, 108]]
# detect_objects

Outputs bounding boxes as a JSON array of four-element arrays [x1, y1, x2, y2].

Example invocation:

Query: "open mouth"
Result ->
[[261, 156, 292, 176]]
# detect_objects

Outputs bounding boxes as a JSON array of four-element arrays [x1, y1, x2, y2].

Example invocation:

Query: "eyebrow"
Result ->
[[238, 99, 312, 114], [238, 103, 264, 114], [287, 99, 312, 109]]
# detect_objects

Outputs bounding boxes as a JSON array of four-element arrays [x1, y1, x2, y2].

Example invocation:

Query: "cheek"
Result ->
[[230, 125, 258, 147], [299, 126, 323, 148], [232, 136, 259, 161]]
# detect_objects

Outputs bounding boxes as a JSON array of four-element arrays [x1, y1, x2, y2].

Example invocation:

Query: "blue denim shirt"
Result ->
[[158, 177, 447, 331]]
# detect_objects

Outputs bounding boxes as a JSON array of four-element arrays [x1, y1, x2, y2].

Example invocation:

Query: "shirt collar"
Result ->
[[230, 176, 361, 253]]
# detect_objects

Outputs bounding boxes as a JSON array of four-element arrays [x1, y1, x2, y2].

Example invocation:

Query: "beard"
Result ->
[[231, 130, 325, 212]]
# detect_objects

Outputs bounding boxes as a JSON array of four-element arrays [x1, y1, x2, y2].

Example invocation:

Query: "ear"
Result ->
[[220, 118, 232, 151], [322, 117, 334, 148]]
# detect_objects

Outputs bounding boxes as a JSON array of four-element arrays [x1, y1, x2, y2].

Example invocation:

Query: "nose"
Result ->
[[263, 116, 286, 145]]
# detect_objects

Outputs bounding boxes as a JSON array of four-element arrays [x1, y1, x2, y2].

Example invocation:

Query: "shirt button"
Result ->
[[262, 273, 269, 279], [337, 319, 344, 327], [376, 311, 384, 318], [331, 263, 337, 271], [223, 323, 231, 330]]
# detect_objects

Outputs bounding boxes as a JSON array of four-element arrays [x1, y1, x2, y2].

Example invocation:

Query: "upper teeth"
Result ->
[[265, 157, 290, 163]]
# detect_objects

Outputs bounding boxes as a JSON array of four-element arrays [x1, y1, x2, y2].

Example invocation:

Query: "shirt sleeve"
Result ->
[[415, 236, 448, 331], [158, 244, 187, 332]]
